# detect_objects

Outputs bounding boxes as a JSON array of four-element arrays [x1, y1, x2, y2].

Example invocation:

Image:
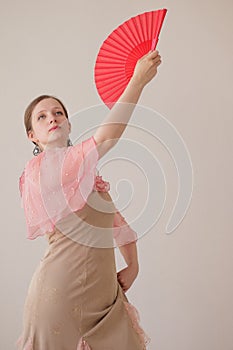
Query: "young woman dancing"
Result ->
[[16, 50, 161, 350]]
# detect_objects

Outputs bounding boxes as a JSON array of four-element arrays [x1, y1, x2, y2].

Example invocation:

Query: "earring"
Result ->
[[33, 144, 42, 156], [67, 138, 73, 147]]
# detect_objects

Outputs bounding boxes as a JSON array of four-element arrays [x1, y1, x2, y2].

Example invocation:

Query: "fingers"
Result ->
[[155, 56, 162, 65], [148, 49, 160, 58], [117, 272, 123, 283], [146, 50, 162, 66], [140, 49, 158, 60], [117, 273, 127, 290], [151, 51, 161, 62], [138, 50, 161, 67], [118, 276, 130, 292], [118, 278, 126, 290]]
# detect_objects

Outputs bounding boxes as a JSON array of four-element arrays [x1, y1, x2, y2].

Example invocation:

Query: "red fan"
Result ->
[[94, 9, 167, 109]]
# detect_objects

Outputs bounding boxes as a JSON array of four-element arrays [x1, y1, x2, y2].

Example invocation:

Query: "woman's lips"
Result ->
[[49, 126, 59, 132]]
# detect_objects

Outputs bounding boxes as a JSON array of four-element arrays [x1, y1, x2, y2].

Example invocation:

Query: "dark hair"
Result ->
[[24, 94, 69, 145]]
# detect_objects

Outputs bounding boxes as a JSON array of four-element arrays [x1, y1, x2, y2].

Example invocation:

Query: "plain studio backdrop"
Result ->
[[1, 0, 232, 349]]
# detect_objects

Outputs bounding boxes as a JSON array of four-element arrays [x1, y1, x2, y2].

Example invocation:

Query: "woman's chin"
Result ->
[[46, 137, 68, 149]]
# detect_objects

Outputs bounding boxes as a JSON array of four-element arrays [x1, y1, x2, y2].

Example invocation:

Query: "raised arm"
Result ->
[[93, 50, 162, 159]]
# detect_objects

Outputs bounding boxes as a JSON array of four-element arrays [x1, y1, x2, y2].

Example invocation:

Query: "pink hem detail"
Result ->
[[123, 301, 151, 349], [15, 335, 33, 350], [77, 338, 91, 350]]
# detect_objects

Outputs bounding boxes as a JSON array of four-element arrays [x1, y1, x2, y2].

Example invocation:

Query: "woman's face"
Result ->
[[28, 98, 71, 150]]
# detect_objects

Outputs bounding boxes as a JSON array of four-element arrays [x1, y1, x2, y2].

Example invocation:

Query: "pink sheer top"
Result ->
[[19, 136, 137, 247]]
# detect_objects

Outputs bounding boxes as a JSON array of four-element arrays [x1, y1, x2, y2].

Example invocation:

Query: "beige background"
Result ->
[[1, 0, 233, 349]]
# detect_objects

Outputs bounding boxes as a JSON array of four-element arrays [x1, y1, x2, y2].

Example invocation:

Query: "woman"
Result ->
[[16, 50, 162, 349]]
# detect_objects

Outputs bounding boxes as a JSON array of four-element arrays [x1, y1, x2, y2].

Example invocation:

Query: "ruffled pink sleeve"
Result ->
[[92, 175, 138, 247], [19, 135, 138, 246], [113, 210, 138, 247], [19, 136, 99, 240]]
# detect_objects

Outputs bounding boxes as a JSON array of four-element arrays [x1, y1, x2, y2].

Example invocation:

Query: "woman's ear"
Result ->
[[28, 130, 38, 144]]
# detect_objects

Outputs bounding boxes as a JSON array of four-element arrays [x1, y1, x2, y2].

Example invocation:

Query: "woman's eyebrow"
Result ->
[[35, 107, 62, 116]]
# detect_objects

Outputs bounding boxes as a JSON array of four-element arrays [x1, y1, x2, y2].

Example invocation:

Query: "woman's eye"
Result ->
[[56, 111, 63, 115], [38, 115, 45, 120]]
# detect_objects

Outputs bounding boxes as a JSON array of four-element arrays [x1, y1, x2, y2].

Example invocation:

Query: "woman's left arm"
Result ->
[[117, 241, 139, 293]]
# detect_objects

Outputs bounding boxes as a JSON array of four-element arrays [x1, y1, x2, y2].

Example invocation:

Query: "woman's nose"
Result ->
[[48, 114, 57, 123]]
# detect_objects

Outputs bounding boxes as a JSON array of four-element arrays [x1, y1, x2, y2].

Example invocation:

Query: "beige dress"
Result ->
[[16, 137, 150, 350]]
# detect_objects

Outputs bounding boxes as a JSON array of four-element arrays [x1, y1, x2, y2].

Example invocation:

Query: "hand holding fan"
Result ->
[[94, 9, 167, 108]]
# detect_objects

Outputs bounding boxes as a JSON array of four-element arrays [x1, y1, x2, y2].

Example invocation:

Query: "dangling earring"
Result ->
[[67, 138, 73, 147], [33, 144, 42, 156]]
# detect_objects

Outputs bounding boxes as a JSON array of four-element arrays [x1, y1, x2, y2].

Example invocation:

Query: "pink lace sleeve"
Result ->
[[19, 171, 25, 207], [19, 136, 99, 240], [113, 210, 138, 247]]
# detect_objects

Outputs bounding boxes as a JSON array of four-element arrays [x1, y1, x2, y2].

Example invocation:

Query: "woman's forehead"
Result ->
[[33, 98, 63, 117]]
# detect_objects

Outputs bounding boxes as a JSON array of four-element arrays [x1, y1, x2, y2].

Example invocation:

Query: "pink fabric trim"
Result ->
[[123, 301, 151, 349], [113, 210, 138, 247], [19, 136, 99, 240], [19, 135, 138, 246], [15, 335, 33, 350], [77, 338, 91, 350], [93, 175, 110, 192], [15, 335, 22, 347]]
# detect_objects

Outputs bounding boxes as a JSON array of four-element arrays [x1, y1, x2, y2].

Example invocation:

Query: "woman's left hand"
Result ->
[[117, 264, 139, 293]]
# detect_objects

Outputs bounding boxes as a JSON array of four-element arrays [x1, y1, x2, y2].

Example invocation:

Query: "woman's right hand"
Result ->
[[130, 50, 162, 89]]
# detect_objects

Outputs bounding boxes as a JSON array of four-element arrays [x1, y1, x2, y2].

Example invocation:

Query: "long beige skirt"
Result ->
[[16, 191, 149, 349]]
